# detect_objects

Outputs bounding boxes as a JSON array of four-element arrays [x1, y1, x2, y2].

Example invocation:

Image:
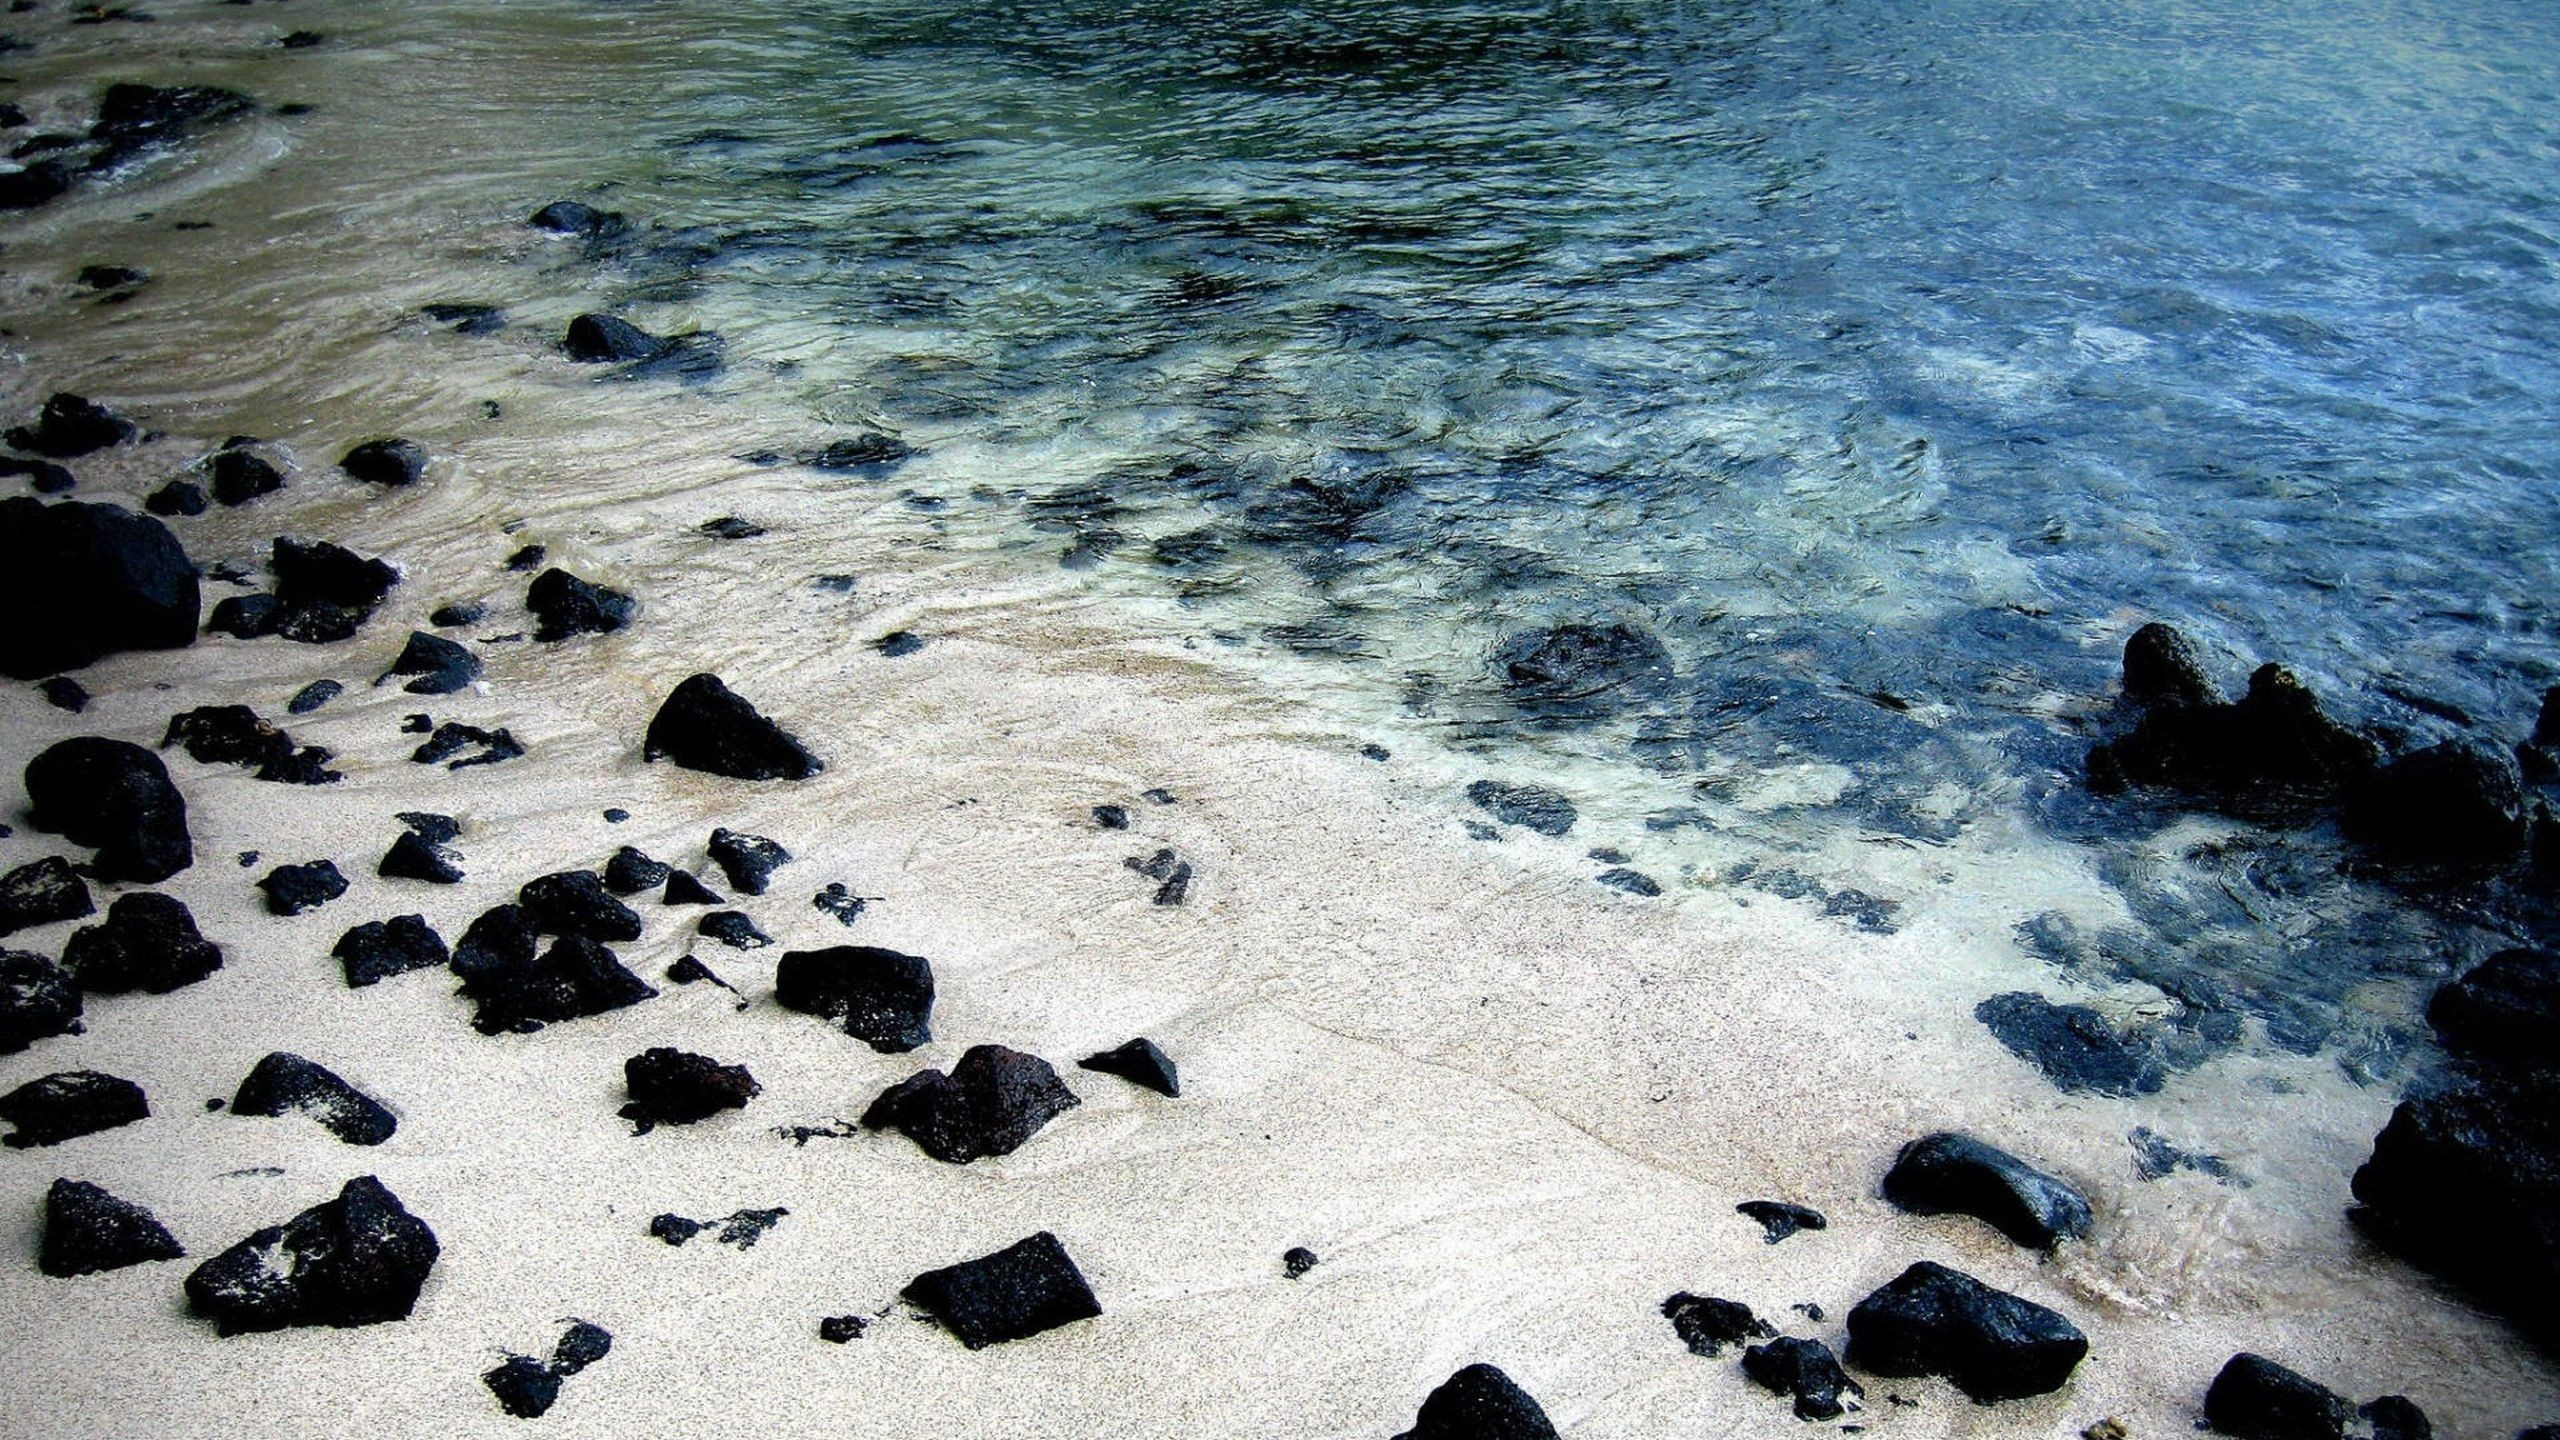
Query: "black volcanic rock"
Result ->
[[1283, 1246, 1319, 1278], [1843, 1260, 2088, 1402], [1466, 779, 1577, 836], [0, 159, 76, 211], [1077, 1037, 1178, 1097], [2120, 622, 2220, 709], [775, 945, 934, 1051], [146, 478, 208, 516], [1742, 1336, 1862, 1421], [332, 914, 448, 987], [1661, 1292, 1772, 1357], [1881, 1131, 2093, 1250], [287, 679, 343, 714], [1492, 621, 1674, 719], [2428, 947, 2560, 1065], [410, 721, 521, 769], [162, 704, 340, 784], [2202, 1353, 2352, 1440], [2350, 1068, 2560, 1335], [603, 845, 670, 896], [207, 444, 285, 507], [563, 313, 669, 363], [0, 498, 199, 678], [4, 393, 136, 458], [1973, 991, 2166, 1096], [39, 1177, 184, 1276], [802, 432, 912, 470], [456, 934, 656, 1035], [88, 83, 252, 170], [257, 858, 347, 916], [621, 1046, 759, 1130], [451, 902, 535, 976], [1736, 1200, 1826, 1244], [185, 1175, 438, 1334], [663, 869, 721, 905], [519, 870, 644, 943], [339, 437, 426, 487], [862, 1044, 1079, 1163], [901, 1231, 1101, 1349], [230, 1051, 396, 1145], [696, 910, 769, 948], [2087, 662, 2380, 815], [483, 1356, 560, 1419], [526, 567, 633, 642], [1390, 1362, 1560, 1440], [818, 1314, 868, 1342], [2346, 740, 2529, 866], [378, 829, 464, 884], [62, 892, 220, 994], [273, 535, 400, 614], [2361, 1396, 2432, 1440], [643, 673, 819, 779], [707, 827, 789, 895], [0, 855, 93, 937], [0, 1069, 147, 1147], [0, 949, 83, 1053], [528, 200, 626, 238], [375, 630, 480, 695]]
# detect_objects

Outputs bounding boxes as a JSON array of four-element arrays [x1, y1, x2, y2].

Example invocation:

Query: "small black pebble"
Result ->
[[1360, 743, 1389, 761], [700, 516, 764, 539], [206, 1097, 224, 1111], [39, 676, 87, 712], [1092, 804, 1129, 830], [872, 630, 923, 657], [819, 1314, 868, 1343], [428, 601, 485, 628], [504, 544, 546, 572], [603, 808, 629, 823], [286, 679, 341, 715], [1283, 1246, 1318, 1278], [1142, 787, 1177, 804]]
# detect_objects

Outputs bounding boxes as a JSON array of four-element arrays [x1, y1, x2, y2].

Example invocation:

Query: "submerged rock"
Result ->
[[0, 855, 94, 937], [643, 673, 820, 779], [340, 437, 426, 487], [146, 478, 207, 516], [206, 444, 286, 507], [1843, 1260, 2088, 1402], [801, 432, 912, 471], [526, 567, 633, 642], [375, 630, 480, 695], [1466, 779, 1577, 837], [40, 1177, 185, 1276], [2088, 661, 2380, 817], [863, 1044, 1080, 1163], [2428, 947, 2560, 1065], [0, 498, 200, 679], [775, 944, 934, 1051], [1492, 621, 1674, 718], [185, 1175, 438, 1334], [455, 934, 656, 1036], [2202, 1353, 2352, 1440], [707, 827, 790, 895], [220, 535, 403, 643], [901, 1231, 1102, 1349], [1077, 1037, 1179, 1097], [62, 892, 220, 994], [1736, 1199, 1826, 1244], [332, 914, 448, 987], [812, 882, 865, 925], [0, 1069, 147, 1147], [1390, 1362, 1560, 1440], [528, 200, 627, 238], [1742, 1336, 1863, 1421], [88, 83, 252, 170], [230, 1051, 396, 1145], [1973, 991, 2166, 1096], [0, 950, 83, 1053], [1661, 1292, 1773, 1357], [621, 1046, 759, 1130], [1881, 1131, 2094, 1250], [4, 393, 136, 458], [563, 313, 668, 363], [257, 859, 347, 916]]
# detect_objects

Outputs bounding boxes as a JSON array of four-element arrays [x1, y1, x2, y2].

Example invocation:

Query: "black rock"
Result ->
[[504, 544, 547, 573], [602, 807, 629, 823], [411, 721, 522, 769], [62, 892, 220, 993], [483, 1356, 560, 1419], [775, 944, 934, 1051], [863, 1044, 1080, 1163], [1742, 1336, 1863, 1421], [696, 910, 769, 948], [901, 1231, 1101, 1349], [1973, 991, 2166, 1096], [258, 858, 347, 916], [649, 1206, 784, 1249], [286, 678, 342, 714], [563, 313, 668, 363], [527, 200, 626, 238], [0, 949, 83, 1053], [379, 830, 465, 884], [39, 1177, 184, 1276], [2202, 1353, 2351, 1440], [818, 1314, 868, 1342], [1736, 1199, 1827, 1244], [0, 1069, 146, 1146], [0, 498, 199, 678], [526, 567, 633, 642], [340, 437, 426, 487], [2362, 1396, 2432, 1440], [3, 393, 136, 458], [604, 845, 670, 895], [2129, 1126, 2240, 1184], [205, 592, 279, 638], [1661, 1293, 1773, 1357], [450, 903, 535, 977], [643, 673, 820, 780], [2121, 622, 2220, 709], [1077, 1037, 1179, 1097], [1283, 1246, 1319, 1278], [422, 301, 505, 334], [2428, 947, 2560, 1066], [332, 914, 448, 987], [88, 83, 252, 169], [621, 1046, 759, 1129], [1125, 846, 1193, 905], [552, 1318, 612, 1374], [427, 601, 485, 628], [185, 1175, 438, 1334], [1595, 866, 1661, 896], [2346, 740, 2529, 866], [802, 432, 911, 471], [646, 1213, 703, 1245], [267, 534, 400, 638], [76, 263, 150, 291], [162, 703, 341, 784], [230, 1051, 396, 1145], [0, 855, 93, 937], [375, 630, 480, 695], [663, 869, 721, 905], [2350, 1068, 2560, 1334], [1843, 1260, 2089, 1403], [812, 882, 865, 925], [1881, 1131, 2094, 1250], [1492, 621, 1675, 718], [2087, 663, 2380, 815], [207, 446, 285, 507], [456, 934, 656, 1035], [0, 158, 75, 210], [145, 478, 207, 516], [1390, 1362, 1560, 1440], [707, 827, 789, 895], [519, 870, 645, 943], [1092, 804, 1129, 830], [1466, 779, 1577, 837]]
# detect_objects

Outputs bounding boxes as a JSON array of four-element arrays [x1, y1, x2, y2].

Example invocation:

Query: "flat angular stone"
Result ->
[[0, 856, 93, 937], [775, 944, 933, 1051], [40, 1177, 184, 1276], [62, 892, 221, 994], [1077, 1037, 1178, 1097], [378, 829, 464, 883], [185, 1175, 438, 1334], [862, 1044, 1079, 1163], [0, 1069, 146, 1147], [707, 827, 789, 895], [663, 869, 721, 905], [1881, 1131, 2093, 1250], [643, 673, 820, 780], [1391, 1363, 1560, 1440], [900, 1231, 1101, 1349], [1843, 1260, 2088, 1402], [696, 910, 769, 948], [230, 1051, 396, 1145]]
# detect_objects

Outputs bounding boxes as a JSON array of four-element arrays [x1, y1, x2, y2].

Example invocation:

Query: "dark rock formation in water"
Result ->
[[2351, 1066, 2560, 1339], [901, 1231, 1102, 1349], [207, 443, 286, 507], [1973, 991, 2166, 1096], [864, 1044, 1079, 1163], [62, 892, 220, 994], [1881, 1131, 2093, 1250], [375, 630, 481, 695], [257, 858, 347, 915], [707, 827, 789, 895], [0, 949, 84, 1053], [564, 313, 669, 363], [2120, 620, 2220, 709], [163, 704, 341, 784], [411, 720, 522, 769], [1741, 1336, 1862, 1421], [1466, 779, 1577, 836], [1077, 1037, 1179, 1097], [1736, 1199, 1826, 1243], [528, 200, 627, 239], [0, 1069, 147, 1147], [0, 498, 199, 677], [644, 673, 822, 780], [800, 432, 912, 471], [1389, 1362, 1560, 1440], [1492, 621, 1674, 719], [340, 437, 426, 487], [230, 1051, 397, 1145], [185, 1176, 437, 1334], [332, 914, 448, 987], [2427, 948, 2560, 1065], [0, 855, 94, 938], [1661, 1292, 1772, 1357], [2346, 740, 2528, 866], [455, 933, 657, 1035], [145, 478, 207, 516], [2087, 627, 2379, 817], [4, 393, 135, 457], [40, 1177, 185, 1276], [1843, 1261, 2087, 1402], [216, 535, 402, 644], [621, 1046, 759, 1130], [519, 869, 645, 943], [89, 83, 252, 171], [526, 567, 633, 641]]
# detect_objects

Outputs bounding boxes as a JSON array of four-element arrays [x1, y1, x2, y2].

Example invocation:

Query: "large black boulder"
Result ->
[[184, 1175, 438, 1334], [1881, 1131, 2093, 1250], [61, 892, 221, 994], [519, 870, 645, 944], [0, 855, 94, 937], [2120, 622, 2221, 709], [0, 950, 83, 1053], [775, 944, 933, 1050], [25, 737, 193, 882], [2350, 1069, 2560, 1334], [621, 1046, 760, 1129], [1843, 1261, 2088, 1402], [2346, 740, 2529, 866], [2088, 663, 2381, 816], [0, 498, 199, 678], [230, 1051, 397, 1145], [642, 673, 819, 779], [2427, 948, 2560, 1066], [0, 1069, 147, 1147], [1390, 1362, 1561, 1440], [900, 1231, 1101, 1349], [40, 1177, 185, 1276], [1492, 621, 1674, 719], [340, 437, 426, 487], [526, 567, 634, 642], [2201, 1353, 2352, 1440], [862, 1044, 1080, 1163], [3, 393, 136, 458], [455, 934, 657, 1035]]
